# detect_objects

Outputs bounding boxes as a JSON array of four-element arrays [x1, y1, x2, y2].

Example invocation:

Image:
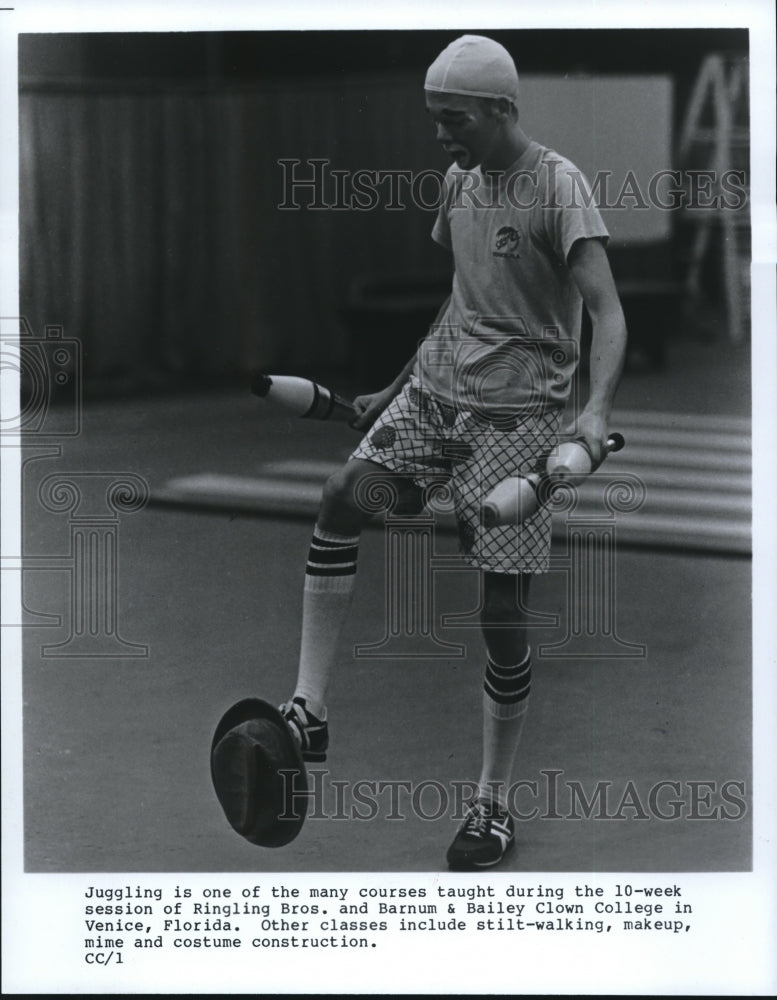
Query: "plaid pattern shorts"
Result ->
[[351, 376, 562, 574]]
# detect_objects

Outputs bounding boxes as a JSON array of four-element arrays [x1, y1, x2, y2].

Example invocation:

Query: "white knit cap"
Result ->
[[425, 35, 519, 101]]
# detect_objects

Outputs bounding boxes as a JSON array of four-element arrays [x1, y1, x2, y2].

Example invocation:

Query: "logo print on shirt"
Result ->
[[493, 225, 521, 259]]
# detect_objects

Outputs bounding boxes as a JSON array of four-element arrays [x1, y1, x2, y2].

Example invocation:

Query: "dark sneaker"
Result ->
[[446, 800, 515, 870], [280, 697, 328, 763]]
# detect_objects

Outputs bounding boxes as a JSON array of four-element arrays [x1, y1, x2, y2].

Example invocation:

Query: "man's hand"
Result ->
[[349, 386, 398, 431], [562, 408, 609, 470]]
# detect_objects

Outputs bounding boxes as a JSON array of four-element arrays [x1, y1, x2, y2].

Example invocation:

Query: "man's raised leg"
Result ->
[[282, 458, 404, 761]]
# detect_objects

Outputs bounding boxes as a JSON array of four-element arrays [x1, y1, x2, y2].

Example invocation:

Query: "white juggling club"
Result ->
[[481, 433, 625, 529], [251, 373, 356, 422]]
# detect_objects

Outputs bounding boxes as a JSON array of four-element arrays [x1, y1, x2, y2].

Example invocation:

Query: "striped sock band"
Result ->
[[479, 649, 532, 809], [293, 526, 361, 717], [483, 648, 531, 720], [304, 527, 360, 593]]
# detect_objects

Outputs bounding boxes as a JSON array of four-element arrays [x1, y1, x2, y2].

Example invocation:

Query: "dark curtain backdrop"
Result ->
[[20, 74, 448, 390]]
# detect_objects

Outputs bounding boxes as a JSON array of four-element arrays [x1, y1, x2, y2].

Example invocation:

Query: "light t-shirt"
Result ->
[[414, 140, 609, 417]]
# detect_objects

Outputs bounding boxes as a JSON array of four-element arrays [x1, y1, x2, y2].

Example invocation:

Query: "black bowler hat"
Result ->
[[210, 698, 308, 847]]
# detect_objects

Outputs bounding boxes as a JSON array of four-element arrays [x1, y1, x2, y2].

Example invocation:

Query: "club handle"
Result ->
[[250, 373, 273, 398]]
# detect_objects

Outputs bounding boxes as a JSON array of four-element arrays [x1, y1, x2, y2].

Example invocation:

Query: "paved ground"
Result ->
[[18, 334, 753, 873]]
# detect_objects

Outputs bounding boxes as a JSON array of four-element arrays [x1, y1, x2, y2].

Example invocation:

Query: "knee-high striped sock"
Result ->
[[478, 649, 531, 811], [292, 526, 360, 719]]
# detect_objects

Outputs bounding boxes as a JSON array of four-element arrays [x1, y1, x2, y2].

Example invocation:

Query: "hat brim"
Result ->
[[210, 698, 308, 848]]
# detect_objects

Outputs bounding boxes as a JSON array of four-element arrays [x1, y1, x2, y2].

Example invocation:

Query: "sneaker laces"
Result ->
[[463, 803, 490, 838], [280, 700, 309, 742]]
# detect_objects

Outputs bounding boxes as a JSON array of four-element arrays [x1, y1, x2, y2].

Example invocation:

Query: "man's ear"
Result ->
[[494, 97, 513, 120]]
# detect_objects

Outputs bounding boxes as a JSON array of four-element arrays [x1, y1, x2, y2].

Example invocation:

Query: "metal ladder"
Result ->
[[677, 52, 750, 345]]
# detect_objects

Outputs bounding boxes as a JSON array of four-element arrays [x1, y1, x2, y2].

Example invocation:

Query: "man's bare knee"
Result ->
[[481, 573, 532, 626], [319, 459, 391, 531]]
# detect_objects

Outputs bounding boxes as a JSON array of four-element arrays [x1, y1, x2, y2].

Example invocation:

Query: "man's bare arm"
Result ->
[[567, 238, 628, 465]]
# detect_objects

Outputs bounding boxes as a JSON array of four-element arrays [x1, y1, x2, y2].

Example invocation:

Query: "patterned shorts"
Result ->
[[351, 376, 562, 574]]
